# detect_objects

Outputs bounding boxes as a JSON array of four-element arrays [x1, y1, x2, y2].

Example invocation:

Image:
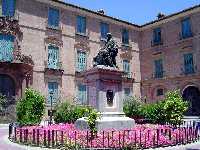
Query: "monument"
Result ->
[[75, 33, 135, 131]]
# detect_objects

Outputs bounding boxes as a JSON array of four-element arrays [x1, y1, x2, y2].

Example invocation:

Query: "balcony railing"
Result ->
[[44, 61, 63, 70], [179, 32, 193, 40], [151, 39, 163, 47], [181, 66, 196, 75], [153, 71, 165, 79]]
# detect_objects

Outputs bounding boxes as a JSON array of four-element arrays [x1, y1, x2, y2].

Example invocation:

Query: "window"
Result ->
[[48, 82, 58, 105], [0, 34, 14, 62], [48, 45, 59, 69], [100, 22, 109, 39], [48, 8, 60, 28], [76, 51, 86, 72], [154, 59, 163, 78], [153, 28, 162, 45], [181, 18, 192, 39], [76, 16, 86, 34], [123, 60, 131, 78], [77, 84, 87, 105], [157, 89, 164, 96], [122, 29, 129, 45], [184, 53, 194, 74], [124, 88, 131, 97], [2, 0, 16, 17]]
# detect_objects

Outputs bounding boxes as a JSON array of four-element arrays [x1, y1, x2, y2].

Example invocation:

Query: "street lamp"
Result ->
[[49, 91, 54, 125]]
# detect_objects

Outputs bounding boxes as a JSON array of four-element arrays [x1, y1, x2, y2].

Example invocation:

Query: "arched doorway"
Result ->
[[0, 74, 15, 99], [0, 74, 16, 123], [182, 86, 200, 116]]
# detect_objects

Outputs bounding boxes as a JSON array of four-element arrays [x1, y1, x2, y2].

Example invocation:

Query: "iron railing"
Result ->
[[8, 121, 200, 149]]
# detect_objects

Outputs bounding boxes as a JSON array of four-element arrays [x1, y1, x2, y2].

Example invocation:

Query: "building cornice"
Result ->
[[35, 0, 200, 31]]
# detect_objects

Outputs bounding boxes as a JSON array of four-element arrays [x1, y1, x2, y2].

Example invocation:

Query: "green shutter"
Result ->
[[184, 53, 194, 74], [0, 34, 14, 62], [154, 59, 163, 78], [48, 82, 58, 105], [48, 45, 59, 69], [77, 84, 87, 105], [182, 18, 192, 38], [77, 51, 86, 72]]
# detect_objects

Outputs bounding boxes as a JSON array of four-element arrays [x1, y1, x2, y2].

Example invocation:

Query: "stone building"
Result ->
[[0, 0, 199, 119]]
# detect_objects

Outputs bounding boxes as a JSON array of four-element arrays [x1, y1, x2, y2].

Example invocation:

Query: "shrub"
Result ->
[[54, 101, 93, 124], [16, 88, 45, 126], [123, 96, 144, 118], [142, 90, 188, 125], [163, 90, 188, 125], [141, 101, 166, 124]]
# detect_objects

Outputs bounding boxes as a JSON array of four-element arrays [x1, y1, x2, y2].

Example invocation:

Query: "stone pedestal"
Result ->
[[75, 66, 135, 131]]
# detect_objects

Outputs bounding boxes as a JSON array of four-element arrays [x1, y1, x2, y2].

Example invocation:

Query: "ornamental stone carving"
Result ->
[[0, 16, 22, 36]]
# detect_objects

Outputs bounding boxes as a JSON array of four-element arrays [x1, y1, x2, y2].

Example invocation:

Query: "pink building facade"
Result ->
[[0, 0, 199, 119]]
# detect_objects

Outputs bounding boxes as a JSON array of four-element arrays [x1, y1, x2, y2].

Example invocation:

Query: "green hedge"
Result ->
[[16, 89, 45, 126], [54, 101, 93, 124]]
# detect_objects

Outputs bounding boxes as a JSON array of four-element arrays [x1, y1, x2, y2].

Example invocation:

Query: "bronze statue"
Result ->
[[93, 33, 118, 68]]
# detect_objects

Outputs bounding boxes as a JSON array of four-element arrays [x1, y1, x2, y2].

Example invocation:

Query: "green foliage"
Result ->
[[123, 96, 144, 118], [86, 108, 100, 134], [141, 101, 166, 124], [162, 90, 188, 125], [123, 90, 188, 125], [16, 88, 45, 126], [54, 101, 93, 124], [0, 94, 7, 111]]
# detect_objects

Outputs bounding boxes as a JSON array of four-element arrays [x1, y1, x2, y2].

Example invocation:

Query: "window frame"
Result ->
[[181, 17, 192, 39], [154, 59, 164, 78], [2, 0, 16, 17], [153, 27, 162, 45], [122, 28, 129, 45], [183, 53, 194, 75], [47, 7, 60, 29], [100, 22, 109, 40], [76, 15, 87, 35], [76, 50, 87, 72]]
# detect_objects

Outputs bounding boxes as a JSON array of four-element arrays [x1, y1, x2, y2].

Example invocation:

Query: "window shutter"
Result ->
[[48, 8, 59, 28], [182, 19, 192, 38], [2, 0, 15, 17], [101, 23, 109, 39], [155, 59, 163, 78], [78, 84, 87, 105], [48, 45, 59, 69], [122, 29, 129, 44], [48, 82, 58, 105], [184, 53, 194, 74], [77, 16, 86, 34], [0, 34, 14, 62], [77, 51, 86, 72], [123, 60, 130, 73]]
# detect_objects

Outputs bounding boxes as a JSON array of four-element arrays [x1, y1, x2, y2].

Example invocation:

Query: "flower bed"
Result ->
[[10, 123, 200, 149]]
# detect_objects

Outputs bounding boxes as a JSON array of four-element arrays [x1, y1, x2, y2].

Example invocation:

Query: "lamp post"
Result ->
[[49, 91, 53, 125]]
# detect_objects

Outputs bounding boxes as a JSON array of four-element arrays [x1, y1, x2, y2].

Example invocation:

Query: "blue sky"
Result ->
[[64, 0, 200, 25]]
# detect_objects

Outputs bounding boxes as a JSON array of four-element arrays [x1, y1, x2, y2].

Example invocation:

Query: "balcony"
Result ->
[[181, 66, 196, 76], [153, 71, 165, 79], [44, 61, 64, 76], [151, 39, 163, 47], [122, 72, 134, 82], [179, 32, 193, 40], [0, 48, 34, 66]]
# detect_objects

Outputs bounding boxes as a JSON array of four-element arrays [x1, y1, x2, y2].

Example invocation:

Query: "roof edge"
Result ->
[[51, 0, 200, 28]]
